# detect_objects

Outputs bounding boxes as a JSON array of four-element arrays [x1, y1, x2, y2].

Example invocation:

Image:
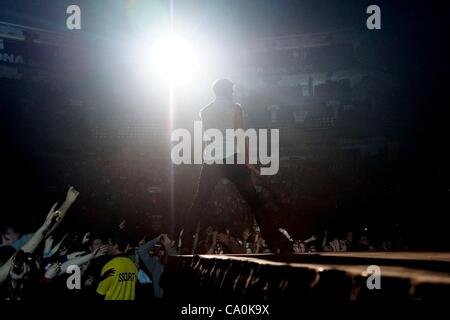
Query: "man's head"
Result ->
[[108, 234, 128, 255], [0, 225, 21, 246], [90, 238, 103, 253], [345, 231, 353, 242], [212, 78, 234, 99], [358, 235, 369, 245]]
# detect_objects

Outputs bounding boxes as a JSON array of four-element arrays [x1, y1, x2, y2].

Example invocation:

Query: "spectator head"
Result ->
[[138, 237, 146, 247], [212, 79, 234, 99], [90, 237, 103, 253], [108, 234, 128, 255], [358, 235, 369, 246], [10, 250, 38, 281], [345, 231, 353, 242], [0, 225, 21, 245]]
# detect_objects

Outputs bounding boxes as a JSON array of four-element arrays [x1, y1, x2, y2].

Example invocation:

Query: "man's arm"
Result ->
[[161, 234, 177, 256], [46, 186, 79, 236], [206, 232, 218, 254], [0, 258, 12, 285], [47, 234, 68, 258], [1, 203, 62, 285], [59, 245, 108, 275], [96, 267, 115, 299], [192, 223, 201, 254], [21, 203, 61, 253], [90, 268, 115, 291], [137, 235, 161, 273]]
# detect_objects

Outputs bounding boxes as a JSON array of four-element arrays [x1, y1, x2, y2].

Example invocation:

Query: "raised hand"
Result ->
[[45, 187, 79, 238], [92, 245, 109, 259], [55, 233, 69, 249], [160, 234, 172, 249], [67, 251, 86, 259], [192, 226, 200, 254], [43, 203, 61, 231], [44, 236, 55, 253], [329, 239, 340, 252], [85, 276, 95, 287], [158, 233, 168, 241], [82, 232, 90, 245], [9, 253, 27, 280], [195, 222, 201, 234], [176, 229, 184, 251], [65, 186, 80, 204], [278, 228, 294, 242], [44, 263, 62, 280], [100, 268, 116, 281], [118, 220, 126, 230]]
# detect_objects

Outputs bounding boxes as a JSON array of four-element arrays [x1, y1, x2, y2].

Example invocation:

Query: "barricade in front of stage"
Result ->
[[162, 252, 450, 306]]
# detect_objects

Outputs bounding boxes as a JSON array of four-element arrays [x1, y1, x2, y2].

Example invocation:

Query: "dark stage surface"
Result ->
[[165, 252, 450, 304]]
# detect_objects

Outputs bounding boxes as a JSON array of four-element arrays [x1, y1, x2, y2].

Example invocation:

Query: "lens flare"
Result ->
[[150, 34, 199, 85]]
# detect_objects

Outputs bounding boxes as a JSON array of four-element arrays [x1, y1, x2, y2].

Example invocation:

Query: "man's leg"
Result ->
[[227, 164, 288, 252], [186, 164, 222, 251], [226, 164, 260, 212]]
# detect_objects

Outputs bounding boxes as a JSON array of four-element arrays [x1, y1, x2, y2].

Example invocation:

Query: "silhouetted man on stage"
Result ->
[[186, 79, 284, 253]]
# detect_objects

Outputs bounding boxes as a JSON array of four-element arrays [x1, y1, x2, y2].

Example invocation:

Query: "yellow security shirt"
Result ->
[[96, 256, 137, 300]]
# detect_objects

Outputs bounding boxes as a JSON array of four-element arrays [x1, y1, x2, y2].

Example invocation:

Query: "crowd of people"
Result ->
[[1, 184, 409, 301], [1, 187, 163, 301]]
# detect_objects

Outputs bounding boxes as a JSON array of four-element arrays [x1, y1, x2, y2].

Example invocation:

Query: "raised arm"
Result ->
[[161, 234, 176, 256], [46, 186, 79, 236], [137, 235, 162, 273], [1, 203, 62, 285], [49, 234, 69, 257], [59, 245, 108, 275], [206, 231, 218, 254], [191, 223, 201, 254], [21, 203, 61, 253]]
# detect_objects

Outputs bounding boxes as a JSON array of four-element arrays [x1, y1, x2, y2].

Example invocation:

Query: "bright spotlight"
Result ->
[[150, 34, 199, 85]]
